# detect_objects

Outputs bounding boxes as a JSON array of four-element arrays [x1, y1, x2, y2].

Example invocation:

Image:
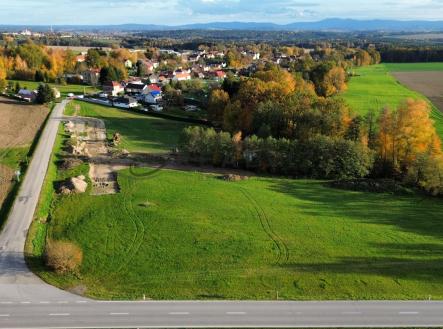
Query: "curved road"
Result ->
[[1, 100, 443, 328]]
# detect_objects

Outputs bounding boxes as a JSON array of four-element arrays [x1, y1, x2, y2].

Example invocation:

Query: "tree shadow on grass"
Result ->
[[281, 255, 443, 284], [267, 180, 443, 241]]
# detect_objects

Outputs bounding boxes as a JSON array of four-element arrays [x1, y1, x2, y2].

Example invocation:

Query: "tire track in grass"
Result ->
[[109, 178, 146, 277], [240, 188, 289, 265]]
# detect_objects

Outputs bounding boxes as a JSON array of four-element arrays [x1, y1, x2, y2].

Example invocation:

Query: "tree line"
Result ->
[[381, 47, 443, 63]]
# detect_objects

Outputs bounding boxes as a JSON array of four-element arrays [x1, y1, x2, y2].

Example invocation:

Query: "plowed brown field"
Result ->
[[392, 71, 443, 113], [0, 97, 49, 208]]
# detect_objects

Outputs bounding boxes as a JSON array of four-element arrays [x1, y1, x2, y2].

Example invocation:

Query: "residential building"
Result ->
[[103, 81, 124, 96], [83, 68, 100, 86], [213, 70, 227, 80], [76, 54, 86, 63], [173, 70, 192, 82], [124, 59, 133, 69], [147, 84, 162, 93], [145, 91, 162, 104], [18, 89, 37, 102], [125, 82, 147, 95], [113, 96, 139, 109]]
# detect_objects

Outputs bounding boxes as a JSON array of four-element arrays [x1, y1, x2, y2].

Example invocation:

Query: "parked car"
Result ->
[[184, 105, 200, 112], [150, 105, 163, 112]]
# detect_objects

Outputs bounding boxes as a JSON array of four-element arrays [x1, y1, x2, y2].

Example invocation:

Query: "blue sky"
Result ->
[[0, 0, 442, 25]]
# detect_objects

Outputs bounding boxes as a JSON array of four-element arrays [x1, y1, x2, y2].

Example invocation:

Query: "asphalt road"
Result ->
[[0, 100, 82, 302], [1, 300, 443, 328], [1, 100, 443, 329]]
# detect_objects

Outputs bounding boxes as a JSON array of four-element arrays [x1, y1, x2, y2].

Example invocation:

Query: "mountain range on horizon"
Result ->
[[2, 18, 443, 33]]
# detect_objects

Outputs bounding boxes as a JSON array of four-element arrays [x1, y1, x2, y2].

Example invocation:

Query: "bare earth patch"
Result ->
[[65, 116, 124, 195], [392, 71, 443, 113], [0, 97, 49, 148]]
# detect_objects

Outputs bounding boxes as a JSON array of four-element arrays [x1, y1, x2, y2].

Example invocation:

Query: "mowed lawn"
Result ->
[[66, 101, 191, 153], [35, 167, 443, 300], [342, 64, 443, 138]]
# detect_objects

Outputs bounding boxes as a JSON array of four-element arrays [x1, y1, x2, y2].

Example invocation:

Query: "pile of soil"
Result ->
[[59, 175, 88, 195]]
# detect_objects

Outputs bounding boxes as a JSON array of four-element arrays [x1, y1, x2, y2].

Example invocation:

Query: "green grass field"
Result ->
[[30, 167, 443, 300], [0, 147, 28, 169], [8, 80, 99, 97], [384, 62, 443, 72], [342, 64, 443, 138], [65, 101, 191, 153]]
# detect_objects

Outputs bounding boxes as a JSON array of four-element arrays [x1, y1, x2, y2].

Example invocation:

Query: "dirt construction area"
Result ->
[[0, 97, 49, 207], [392, 71, 443, 113], [64, 116, 129, 195]]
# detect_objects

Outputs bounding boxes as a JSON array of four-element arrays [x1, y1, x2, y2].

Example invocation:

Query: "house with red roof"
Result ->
[[103, 81, 124, 96]]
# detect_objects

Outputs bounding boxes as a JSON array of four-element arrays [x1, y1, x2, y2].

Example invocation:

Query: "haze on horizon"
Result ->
[[0, 0, 442, 26]]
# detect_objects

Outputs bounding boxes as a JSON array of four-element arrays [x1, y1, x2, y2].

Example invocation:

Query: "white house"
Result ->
[[124, 59, 133, 69], [113, 96, 139, 109], [103, 81, 124, 96], [173, 70, 192, 82], [125, 82, 147, 95], [145, 91, 162, 104]]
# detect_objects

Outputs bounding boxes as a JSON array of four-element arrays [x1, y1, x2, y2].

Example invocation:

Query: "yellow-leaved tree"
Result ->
[[377, 99, 443, 191]]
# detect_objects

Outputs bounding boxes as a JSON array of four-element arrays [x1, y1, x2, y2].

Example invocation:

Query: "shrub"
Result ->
[[45, 240, 83, 274]]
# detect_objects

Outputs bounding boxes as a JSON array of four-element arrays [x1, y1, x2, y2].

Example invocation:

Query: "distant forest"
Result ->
[[381, 47, 443, 62]]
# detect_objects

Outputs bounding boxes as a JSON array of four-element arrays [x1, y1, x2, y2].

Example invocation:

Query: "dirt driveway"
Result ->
[[392, 71, 443, 113]]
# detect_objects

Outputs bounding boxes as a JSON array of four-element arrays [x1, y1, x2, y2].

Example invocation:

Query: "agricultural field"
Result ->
[[30, 166, 443, 300], [65, 101, 191, 153], [0, 97, 49, 221], [342, 64, 443, 138], [392, 71, 443, 121], [8, 80, 99, 97]]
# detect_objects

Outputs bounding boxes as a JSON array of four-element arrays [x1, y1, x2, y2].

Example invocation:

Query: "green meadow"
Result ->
[[342, 64, 443, 138], [384, 62, 443, 72], [29, 166, 443, 300]]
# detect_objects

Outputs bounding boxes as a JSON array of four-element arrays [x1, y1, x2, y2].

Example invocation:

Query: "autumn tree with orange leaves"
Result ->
[[376, 99, 443, 191]]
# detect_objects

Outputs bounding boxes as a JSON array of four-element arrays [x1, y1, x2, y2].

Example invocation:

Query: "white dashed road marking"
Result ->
[[169, 312, 190, 315], [227, 312, 247, 315], [109, 313, 129, 316], [49, 313, 70, 316]]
